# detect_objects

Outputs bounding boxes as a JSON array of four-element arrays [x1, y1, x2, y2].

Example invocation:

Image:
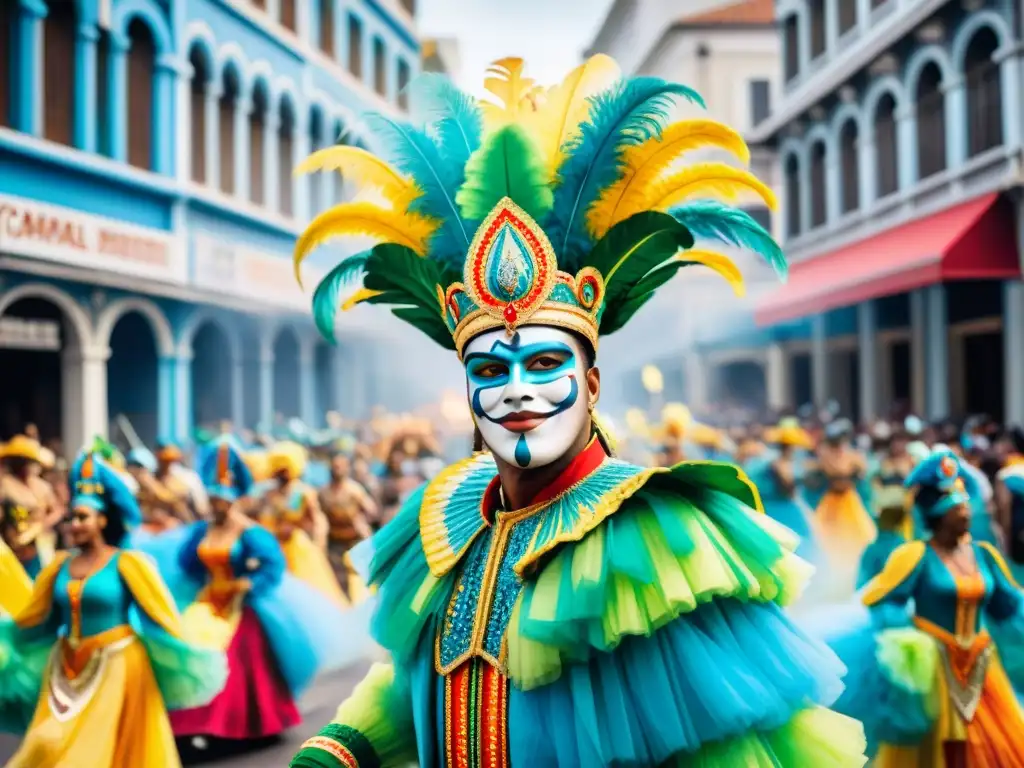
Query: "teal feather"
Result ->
[[409, 73, 483, 171], [455, 125, 553, 224], [545, 77, 704, 272], [363, 112, 470, 268], [311, 253, 370, 343], [601, 260, 687, 334], [670, 201, 787, 281]]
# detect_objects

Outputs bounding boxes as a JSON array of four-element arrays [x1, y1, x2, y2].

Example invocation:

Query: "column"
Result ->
[[811, 314, 828, 406], [857, 301, 878, 422], [153, 54, 177, 175], [896, 104, 915, 192], [943, 78, 967, 171], [1004, 281, 1024, 425], [299, 339, 317, 427], [924, 284, 949, 420], [173, 349, 193, 445], [204, 81, 222, 190], [157, 355, 176, 443], [74, 23, 99, 151], [266, 0, 281, 22], [263, 108, 280, 213], [15, 0, 46, 136], [766, 343, 789, 411], [259, 343, 274, 432], [858, 131, 875, 208], [63, 345, 110, 452], [231, 355, 245, 431], [233, 93, 251, 201], [909, 289, 927, 415], [106, 32, 130, 162]]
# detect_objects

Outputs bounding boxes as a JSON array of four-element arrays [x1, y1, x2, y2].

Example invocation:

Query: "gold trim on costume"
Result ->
[[453, 303, 600, 359]]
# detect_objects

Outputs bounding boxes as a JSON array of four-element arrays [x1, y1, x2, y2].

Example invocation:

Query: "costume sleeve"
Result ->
[[0, 539, 33, 618], [12, 553, 69, 637], [977, 541, 1024, 688], [240, 526, 286, 596], [176, 520, 209, 583], [860, 540, 926, 628], [290, 663, 417, 768]]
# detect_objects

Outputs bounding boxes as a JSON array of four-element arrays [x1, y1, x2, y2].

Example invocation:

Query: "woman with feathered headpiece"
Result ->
[[0, 451, 226, 767], [286, 57, 866, 767]]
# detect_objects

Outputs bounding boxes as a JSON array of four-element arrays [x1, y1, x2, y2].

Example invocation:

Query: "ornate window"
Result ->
[[43, 0, 76, 146], [838, 0, 857, 36], [126, 20, 156, 170], [875, 94, 898, 197], [219, 67, 241, 196], [964, 28, 1003, 157], [320, 0, 335, 57], [808, 0, 826, 60], [783, 16, 799, 82], [373, 38, 386, 96], [249, 84, 269, 206], [915, 63, 946, 179], [839, 119, 859, 213], [278, 100, 295, 217], [281, 0, 297, 32], [784, 154, 801, 238], [348, 15, 363, 77], [397, 59, 410, 110], [188, 46, 210, 184], [809, 141, 827, 228]]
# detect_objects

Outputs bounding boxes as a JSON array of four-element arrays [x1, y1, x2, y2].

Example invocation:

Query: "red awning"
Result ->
[[755, 193, 1021, 326]]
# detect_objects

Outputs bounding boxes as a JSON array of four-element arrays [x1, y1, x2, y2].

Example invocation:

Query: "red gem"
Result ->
[[503, 304, 518, 324]]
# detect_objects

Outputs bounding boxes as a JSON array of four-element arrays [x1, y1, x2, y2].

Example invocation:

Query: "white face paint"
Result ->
[[464, 326, 592, 470]]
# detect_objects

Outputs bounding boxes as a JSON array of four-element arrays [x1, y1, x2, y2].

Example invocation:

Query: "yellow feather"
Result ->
[[588, 120, 752, 237], [341, 288, 384, 312], [293, 202, 437, 285], [527, 54, 620, 176], [640, 163, 778, 213], [480, 58, 542, 131], [292, 145, 418, 211], [675, 249, 746, 297]]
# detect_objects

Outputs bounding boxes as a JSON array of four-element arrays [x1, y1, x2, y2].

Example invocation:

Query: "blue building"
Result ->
[[0, 0, 419, 453], [746, 0, 1024, 425]]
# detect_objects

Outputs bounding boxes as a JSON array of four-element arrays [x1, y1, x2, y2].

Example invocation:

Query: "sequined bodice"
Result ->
[[197, 541, 237, 585], [53, 556, 130, 639], [912, 546, 996, 642]]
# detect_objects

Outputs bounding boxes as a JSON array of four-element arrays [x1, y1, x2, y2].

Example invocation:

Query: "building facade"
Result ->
[[749, 0, 1024, 425], [586, 0, 786, 418], [0, 0, 419, 453]]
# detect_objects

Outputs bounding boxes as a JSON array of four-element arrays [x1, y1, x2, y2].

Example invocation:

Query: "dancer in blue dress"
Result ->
[[752, 418, 818, 562]]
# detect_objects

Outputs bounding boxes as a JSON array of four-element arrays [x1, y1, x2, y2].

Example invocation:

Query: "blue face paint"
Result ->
[[514, 434, 531, 467]]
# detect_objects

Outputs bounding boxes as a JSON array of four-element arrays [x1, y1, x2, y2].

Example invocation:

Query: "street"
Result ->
[[0, 663, 369, 767]]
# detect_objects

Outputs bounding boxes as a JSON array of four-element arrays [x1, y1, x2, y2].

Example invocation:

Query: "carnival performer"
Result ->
[[151, 436, 361, 744], [751, 418, 818, 562], [655, 403, 690, 466], [816, 450, 1024, 765], [287, 56, 866, 767], [318, 452, 374, 602], [128, 447, 186, 534], [0, 451, 226, 768], [155, 444, 202, 521], [0, 436, 61, 578], [259, 441, 348, 606], [855, 485, 911, 588], [810, 418, 876, 598]]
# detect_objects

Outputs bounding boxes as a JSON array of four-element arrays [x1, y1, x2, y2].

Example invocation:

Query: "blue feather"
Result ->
[[547, 76, 704, 271], [408, 73, 483, 171], [363, 112, 470, 268], [669, 200, 788, 281], [311, 253, 370, 343]]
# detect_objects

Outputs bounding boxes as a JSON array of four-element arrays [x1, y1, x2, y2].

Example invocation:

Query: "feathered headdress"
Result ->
[[905, 449, 970, 519], [198, 436, 254, 502], [294, 56, 783, 357], [69, 452, 142, 545]]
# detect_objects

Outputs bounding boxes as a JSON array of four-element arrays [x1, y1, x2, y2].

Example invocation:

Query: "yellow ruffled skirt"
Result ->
[[279, 529, 352, 608], [812, 488, 876, 600], [8, 637, 179, 768]]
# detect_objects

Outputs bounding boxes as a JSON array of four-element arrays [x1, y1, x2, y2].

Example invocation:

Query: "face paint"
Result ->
[[464, 326, 592, 470]]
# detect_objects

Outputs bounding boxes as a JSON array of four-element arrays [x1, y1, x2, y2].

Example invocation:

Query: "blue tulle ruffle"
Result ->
[[507, 598, 846, 766]]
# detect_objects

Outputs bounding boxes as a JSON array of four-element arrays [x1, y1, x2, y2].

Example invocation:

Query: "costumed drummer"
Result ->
[[287, 56, 866, 767]]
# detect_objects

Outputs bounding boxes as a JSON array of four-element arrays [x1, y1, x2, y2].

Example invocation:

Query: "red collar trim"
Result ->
[[480, 437, 608, 522]]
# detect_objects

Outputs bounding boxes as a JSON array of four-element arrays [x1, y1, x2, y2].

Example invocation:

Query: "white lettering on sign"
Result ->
[[0, 195, 186, 283]]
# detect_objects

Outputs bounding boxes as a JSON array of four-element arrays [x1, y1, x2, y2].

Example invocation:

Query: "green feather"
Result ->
[[600, 260, 685, 334], [586, 211, 693, 315], [360, 244, 453, 347], [455, 125, 553, 223], [392, 306, 456, 350]]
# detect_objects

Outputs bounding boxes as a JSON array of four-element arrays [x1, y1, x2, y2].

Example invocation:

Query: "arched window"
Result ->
[[43, 0, 76, 146], [320, 0, 335, 57], [809, 141, 826, 228], [126, 20, 156, 170], [373, 38, 386, 96], [249, 83, 269, 206], [965, 28, 1003, 157], [808, 0, 826, 59], [308, 108, 324, 214], [278, 100, 295, 216], [915, 62, 946, 179], [95, 30, 111, 156], [784, 154, 801, 238], [188, 45, 210, 184], [397, 59, 410, 110], [875, 93, 898, 197], [0, 2, 12, 126], [219, 67, 241, 196], [281, 0, 297, 32], [252, 0, 266, 9], [348, 15, 363, 77], [839, 119, 859, 213]]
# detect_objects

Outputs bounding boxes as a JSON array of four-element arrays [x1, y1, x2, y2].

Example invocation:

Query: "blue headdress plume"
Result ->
[[198, 436, 253, 502], [905, 449, 970, 519], [69, 452, 142, 545]]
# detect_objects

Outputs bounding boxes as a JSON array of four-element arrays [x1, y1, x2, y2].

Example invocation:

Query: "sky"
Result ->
[[417, 0, 617, 93]]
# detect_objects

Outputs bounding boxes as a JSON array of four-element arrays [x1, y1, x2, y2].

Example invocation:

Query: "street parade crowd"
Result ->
[[2, 54, 1024, 767]]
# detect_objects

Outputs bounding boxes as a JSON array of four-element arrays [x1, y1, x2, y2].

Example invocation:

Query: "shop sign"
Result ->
[[0, 194, 186, 284]]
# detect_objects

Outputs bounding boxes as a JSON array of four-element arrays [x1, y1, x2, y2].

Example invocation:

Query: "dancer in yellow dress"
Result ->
[[0, 450, 225, 768], [261, 441, 349, 607]]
